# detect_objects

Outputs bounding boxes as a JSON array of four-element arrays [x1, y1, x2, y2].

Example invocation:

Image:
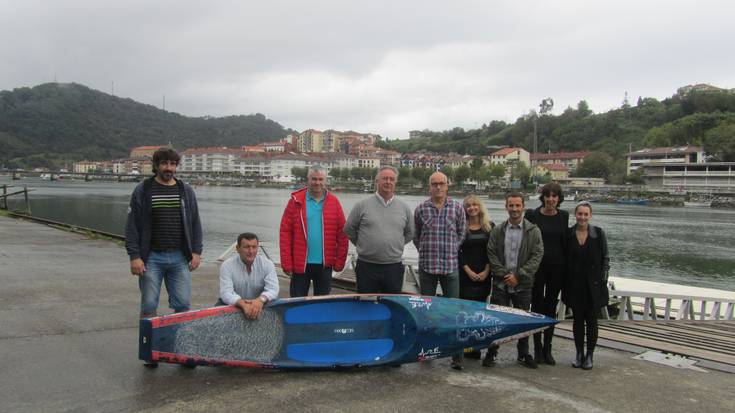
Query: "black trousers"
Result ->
[[487, 287, 532, 357], [572, 305, 599, 355], [531, 262, 565, 350], [289, 264, 333, 297], [355, 260, 404, 294]]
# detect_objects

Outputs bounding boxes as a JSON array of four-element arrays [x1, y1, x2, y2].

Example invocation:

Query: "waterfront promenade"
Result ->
[[0, 215, 732, 412]]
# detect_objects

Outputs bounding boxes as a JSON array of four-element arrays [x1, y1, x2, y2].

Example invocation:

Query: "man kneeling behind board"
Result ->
[[218, 233, 279, 319]]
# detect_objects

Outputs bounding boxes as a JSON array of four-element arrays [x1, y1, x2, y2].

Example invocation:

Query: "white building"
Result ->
[[627, 145, 704, 174], [180, 147, 246, 173], [490, 147, 530, 166]]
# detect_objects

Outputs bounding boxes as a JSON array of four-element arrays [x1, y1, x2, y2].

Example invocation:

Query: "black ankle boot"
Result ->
[[543, 345, 556, 365], [572, 352, 583, 368], [533, 334, 544, 364], [582, 353, 593, 370], [534, 346, 544, 364]]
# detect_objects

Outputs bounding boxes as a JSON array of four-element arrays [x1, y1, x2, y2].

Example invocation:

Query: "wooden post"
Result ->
[[24, 185, 31, 215]]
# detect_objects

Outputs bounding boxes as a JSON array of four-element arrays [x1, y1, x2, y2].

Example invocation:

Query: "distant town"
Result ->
[[24, 128, 735, 195]]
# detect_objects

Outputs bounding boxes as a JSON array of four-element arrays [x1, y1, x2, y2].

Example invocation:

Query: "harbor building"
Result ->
[[627, 145, 704, 174], [642, 162, 735, 192]]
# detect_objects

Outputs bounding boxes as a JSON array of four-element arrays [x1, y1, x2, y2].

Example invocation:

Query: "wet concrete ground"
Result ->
[[0, 215, 732, 412]]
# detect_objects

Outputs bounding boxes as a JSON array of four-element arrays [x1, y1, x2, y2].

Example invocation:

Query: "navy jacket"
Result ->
[[124, 177, 203, 263]]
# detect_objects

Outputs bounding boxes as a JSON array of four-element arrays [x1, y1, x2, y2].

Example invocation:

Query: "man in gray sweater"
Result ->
[[344, 166, 414, 293]]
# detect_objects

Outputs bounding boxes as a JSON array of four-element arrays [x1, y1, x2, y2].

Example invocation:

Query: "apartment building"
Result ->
[[534, 163, 570, 180], [490, 147, 530, 166], [627, 145, 704, 174], [530, 151, 590, 171], [180, 147, 247, 173]]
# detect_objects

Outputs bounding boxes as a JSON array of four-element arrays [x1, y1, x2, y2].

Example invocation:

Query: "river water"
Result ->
[[3, 176, 734, 292]]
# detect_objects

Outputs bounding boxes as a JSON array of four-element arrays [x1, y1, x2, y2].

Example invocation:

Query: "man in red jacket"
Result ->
[[279, 165, 348, 297]]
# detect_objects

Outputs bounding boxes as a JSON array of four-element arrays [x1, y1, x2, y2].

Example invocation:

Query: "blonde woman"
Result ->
[[458, 194, 495, 364]]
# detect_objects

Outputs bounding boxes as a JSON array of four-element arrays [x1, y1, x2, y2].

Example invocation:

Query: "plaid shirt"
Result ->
[[413, 197, 467, 274]]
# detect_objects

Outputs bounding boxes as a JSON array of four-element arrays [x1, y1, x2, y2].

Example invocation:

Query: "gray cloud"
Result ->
[[1, 0, 733, 139]]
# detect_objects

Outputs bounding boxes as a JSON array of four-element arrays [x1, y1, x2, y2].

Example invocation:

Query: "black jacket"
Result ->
[[124, 177, 203, 263], [562, 225, 610, 310]]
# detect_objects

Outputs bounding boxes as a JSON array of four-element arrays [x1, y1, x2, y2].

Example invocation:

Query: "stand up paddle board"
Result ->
[[139, 294, 557, 368]]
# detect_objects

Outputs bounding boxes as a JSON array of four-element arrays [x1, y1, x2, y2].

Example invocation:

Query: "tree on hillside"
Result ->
[[291, 166, 308, 181], [704, 121, 735, 161], [441, 165, 455, 183], [398, 166, 412, 182], [470, 157, 484, 178], [574, 152, 613, 181], [510, 161, 531, 188], [411, 167, 433, 186], [454, 165, 471, 185]]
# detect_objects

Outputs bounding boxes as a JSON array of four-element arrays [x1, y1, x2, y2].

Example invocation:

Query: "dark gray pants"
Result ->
[[355, 260, 404, 294], [487, 286, 532, 358], [290, 264, 333, 297]]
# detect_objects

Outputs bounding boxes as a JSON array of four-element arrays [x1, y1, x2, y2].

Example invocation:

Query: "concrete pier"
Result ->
[[0, 215, 732, 412]]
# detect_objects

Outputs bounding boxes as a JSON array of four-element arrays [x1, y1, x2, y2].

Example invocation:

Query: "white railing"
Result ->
[[609, 290, 735, 321]]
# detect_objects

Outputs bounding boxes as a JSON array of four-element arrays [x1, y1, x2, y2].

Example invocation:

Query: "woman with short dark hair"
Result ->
[[524, 182, 568, 365], [563, 201, 610, 370]]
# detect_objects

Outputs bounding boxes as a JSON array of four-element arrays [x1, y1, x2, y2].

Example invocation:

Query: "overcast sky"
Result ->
[[1, 0, 733, 139]]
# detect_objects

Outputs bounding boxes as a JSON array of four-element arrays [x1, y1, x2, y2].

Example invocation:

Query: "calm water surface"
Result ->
[[3, 176, 734, 292]]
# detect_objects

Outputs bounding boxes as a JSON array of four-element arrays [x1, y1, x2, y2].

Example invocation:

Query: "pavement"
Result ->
[[0, 214, 733, 413]]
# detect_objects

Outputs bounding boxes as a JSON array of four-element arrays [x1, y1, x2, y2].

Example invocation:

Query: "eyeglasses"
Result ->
[[430, 182, 447, 187]]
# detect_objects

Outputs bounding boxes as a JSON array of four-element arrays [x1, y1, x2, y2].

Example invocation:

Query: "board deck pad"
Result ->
[[140, 294, 557, 369]]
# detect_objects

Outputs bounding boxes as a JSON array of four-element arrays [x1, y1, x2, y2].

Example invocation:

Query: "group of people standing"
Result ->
[[125, 149, 609, 371]]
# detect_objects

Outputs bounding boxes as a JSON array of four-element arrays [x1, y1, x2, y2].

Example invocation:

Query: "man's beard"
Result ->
[[158, 171, 174, 180]]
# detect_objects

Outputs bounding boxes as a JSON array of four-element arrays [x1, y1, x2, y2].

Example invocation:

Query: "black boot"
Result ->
[[543, 344, 556, 365], [572, 352, 584, 368], [533, 333, 544, 364], [582, 353, 593, 370]]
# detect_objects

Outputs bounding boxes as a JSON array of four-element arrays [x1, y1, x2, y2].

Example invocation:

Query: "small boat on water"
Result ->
[[140, 294, 557, 369], [616, 199, 649, 206], [684, 201, 712, 208]]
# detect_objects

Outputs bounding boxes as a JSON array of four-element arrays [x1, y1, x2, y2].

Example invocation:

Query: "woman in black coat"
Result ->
[[525, 182, 569, 365], [563, 201, 609, 370]]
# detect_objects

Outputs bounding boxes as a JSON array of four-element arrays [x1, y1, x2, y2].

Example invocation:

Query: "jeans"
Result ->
[[418, 269, 459, 298], [355, 260, 405, 294], [139, 250, 191, 317], [487, 286, 532, 357], [290, 264, 333, 297]]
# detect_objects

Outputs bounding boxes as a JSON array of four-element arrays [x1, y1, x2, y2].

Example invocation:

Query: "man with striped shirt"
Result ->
[[125, 148, 203, 367]]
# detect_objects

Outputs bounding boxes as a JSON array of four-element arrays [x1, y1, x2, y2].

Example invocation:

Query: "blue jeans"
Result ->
[[419, 269, 459, 298], [139, 250, 191, 316]]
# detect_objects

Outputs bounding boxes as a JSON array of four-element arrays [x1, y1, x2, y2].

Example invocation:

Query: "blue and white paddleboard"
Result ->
[[139, 294, 557, 368]]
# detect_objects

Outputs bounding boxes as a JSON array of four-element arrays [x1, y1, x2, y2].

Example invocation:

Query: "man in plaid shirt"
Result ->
[[413, 171, 467, 369]]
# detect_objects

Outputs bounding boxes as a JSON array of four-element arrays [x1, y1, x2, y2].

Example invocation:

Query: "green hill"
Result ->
[[0, 82, 291, 169], [383, 86, 735, 182]]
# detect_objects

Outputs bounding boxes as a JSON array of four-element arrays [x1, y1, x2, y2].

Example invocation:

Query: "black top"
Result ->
[[568, 234, 593, 309], [525, 207, 569, 266], [458, 224, 494, 300], [150, 181, 183, 251]]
